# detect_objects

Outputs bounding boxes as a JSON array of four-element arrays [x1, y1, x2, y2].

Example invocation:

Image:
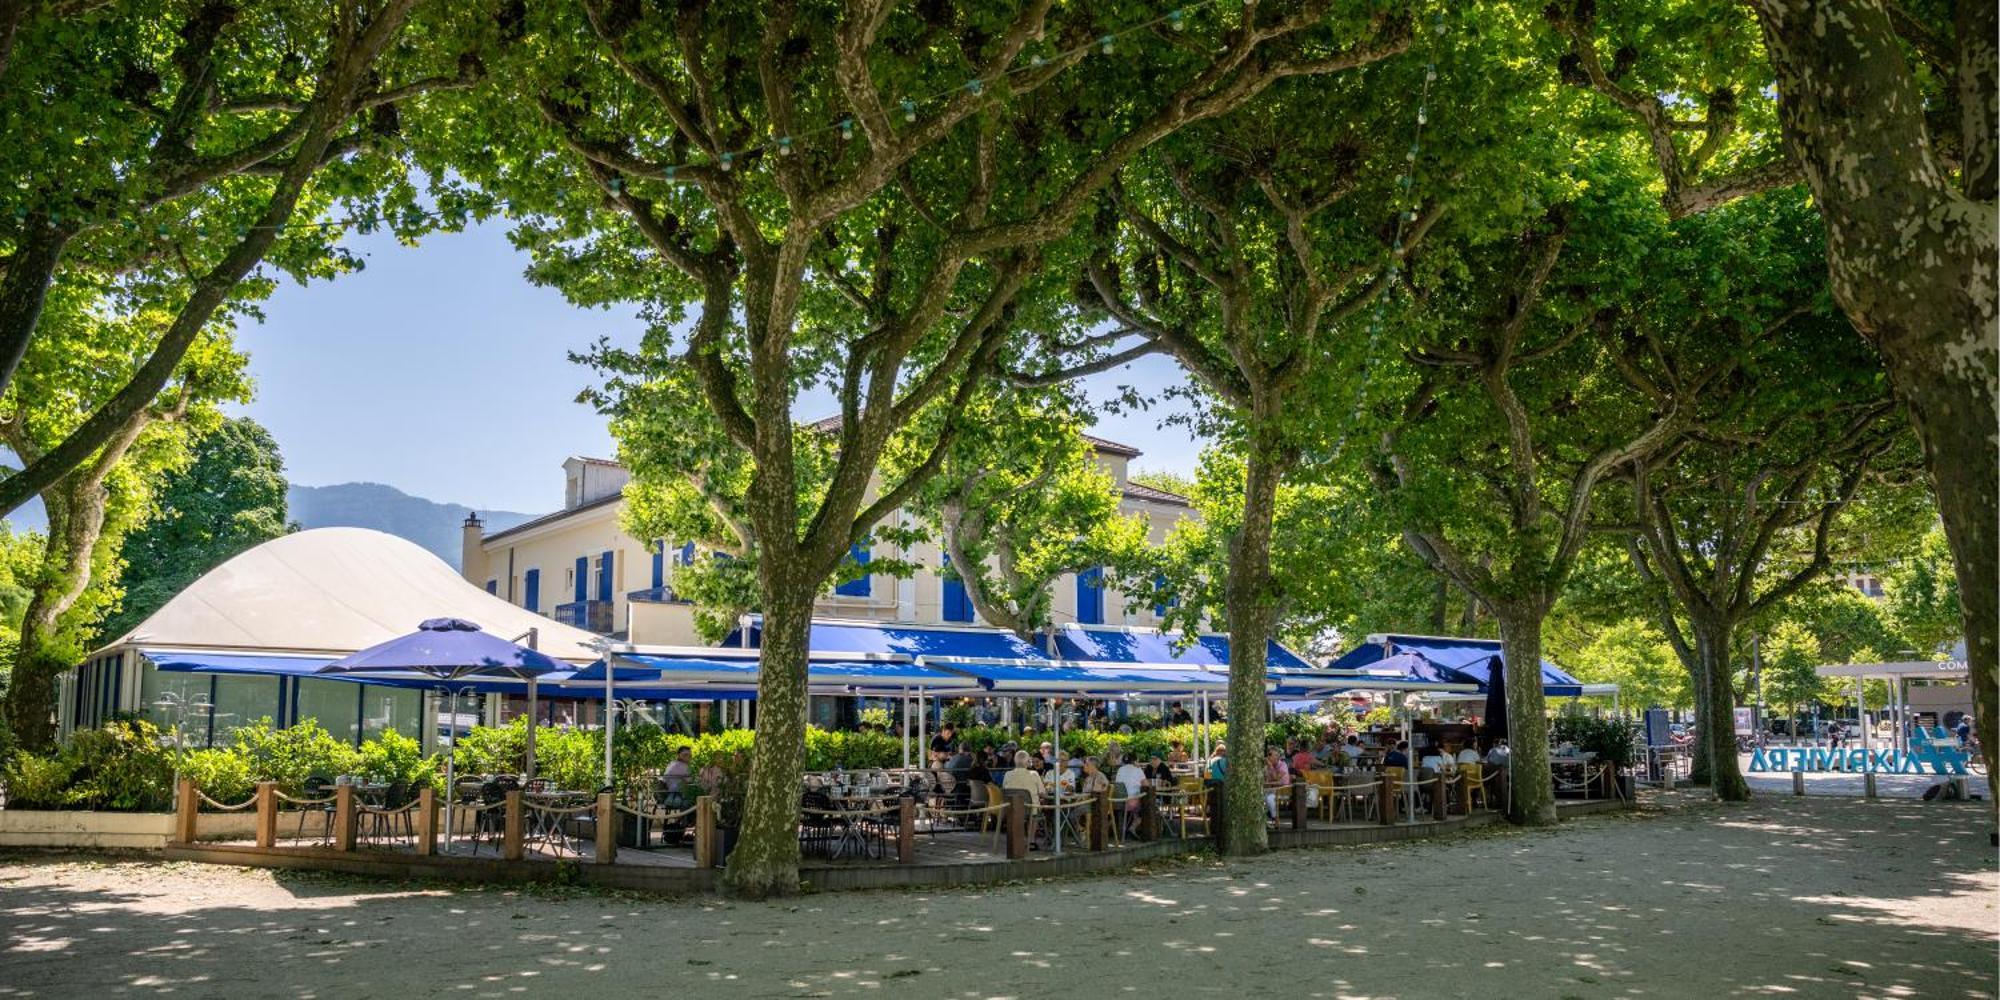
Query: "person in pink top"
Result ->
[[1263, 748, 1291, 818]]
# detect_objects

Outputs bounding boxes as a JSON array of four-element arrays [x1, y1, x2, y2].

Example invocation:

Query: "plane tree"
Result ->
[[1607, 192, 1924, 798], [443, 0, 1413, 897], [0, 0, 485, 518], [1540, 0, 1997, 789]]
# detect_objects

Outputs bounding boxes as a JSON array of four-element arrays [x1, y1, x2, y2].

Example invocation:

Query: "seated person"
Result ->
[[1000, 751, 1042, 805], [662, 747, 694, 796], [967, 750, 994, 785], [1037, 741, 1058, 770], [1484, 740, 1511, 767], [1290, 743, 1319, 775], [1383, 741, 1410, 769], [695, 758, 724, 794], [1079, 757, 1111, 797], [1206, 750, 1228, 783], [1455, 742, 1483, 766], [1166, 741, 1191, 765], [1144, 754, 1176, 786]]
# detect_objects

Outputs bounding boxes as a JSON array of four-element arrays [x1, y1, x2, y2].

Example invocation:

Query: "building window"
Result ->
[[485, 579, 498, 595], [523, 569, 541, 612], [835, 543, 872, 597]]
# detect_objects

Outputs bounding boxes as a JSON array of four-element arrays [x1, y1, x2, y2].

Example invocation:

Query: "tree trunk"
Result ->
[[1750, 0, 1997, 806], [1687, 662, 1713, 787], [720, 576, 814, 899], [2, 471, 113, 750], [1219, 443, 1284, 857], [0, 217, 74, 402], [1693, 618, 1749, 801], [1496, 608, 1558, 826]]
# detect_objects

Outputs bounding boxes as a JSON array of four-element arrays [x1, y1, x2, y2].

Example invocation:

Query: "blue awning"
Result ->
[[142, 648, 692, 698], [725, 617, 1054, 663], [1194, 634, 1318, 672], [927, 659, 1229, 696], [1053, 626, 1228, 667], [567, 650, 982, 693], [1328, 635, 1586, 698], [1268, 672, 1481, 698]]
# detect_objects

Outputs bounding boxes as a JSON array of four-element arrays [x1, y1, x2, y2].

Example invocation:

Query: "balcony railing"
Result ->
[[625, 586, 689, 605], [554, 599, 615, 634]]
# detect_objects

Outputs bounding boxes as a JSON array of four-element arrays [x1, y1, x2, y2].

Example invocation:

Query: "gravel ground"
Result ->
[[0, 792, 1992, 999]]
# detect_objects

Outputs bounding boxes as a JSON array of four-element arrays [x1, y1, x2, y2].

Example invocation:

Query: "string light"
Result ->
[[1317, 9, 1450, 469]]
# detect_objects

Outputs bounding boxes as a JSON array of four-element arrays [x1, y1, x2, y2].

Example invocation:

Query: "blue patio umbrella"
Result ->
[[319, 618, 565, 847]]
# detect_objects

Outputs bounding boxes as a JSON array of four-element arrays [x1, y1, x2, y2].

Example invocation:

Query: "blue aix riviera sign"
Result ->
[[1749, 734, 1969, 775]]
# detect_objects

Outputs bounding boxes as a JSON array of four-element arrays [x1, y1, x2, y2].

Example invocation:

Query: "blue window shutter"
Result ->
[[1152, 572, 1176, 617], [485, 579, 498, 595], [523, 569, 540, 612], [574, 556, 588, 602], [651, 542, 665, 590], [835, 543, 872, 597], [679, 541, 696, 565], [1077, 566, 1104, 625], [597, 550, 614, 602], [941, 554, 972, 622]]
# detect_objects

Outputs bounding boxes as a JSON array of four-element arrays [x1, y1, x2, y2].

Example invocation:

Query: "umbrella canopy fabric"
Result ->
[[1484, 654, 1509, 742], [317, 618, 564, 681]]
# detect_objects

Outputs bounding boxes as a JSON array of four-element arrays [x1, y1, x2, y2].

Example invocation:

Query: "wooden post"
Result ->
[[1290, 779, 1309, 831], [897, 796, 916, 864], [1863, 772, 1878, 799], [694, 795, 717, 868], [502, 789, 524, 861], [416, 787, 438, 856], [594, 792, 617, 864], [1139, 787, 1159, 841], [1003, 789, 1028, 860], [1791, 771, 1805, 796], [254, 781, 278, 848], [333, 784, 357, 851], [1431, 774, 1448, 821], [173, 777, 198, 845], [1378, 773, 1396, 826], [1089, 792, 1107, 851]]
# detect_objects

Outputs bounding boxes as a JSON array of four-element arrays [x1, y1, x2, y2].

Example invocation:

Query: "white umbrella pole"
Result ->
[[603, 660, 616, 788], [1402, 696, 1415, 825], [1054, 705, 1063, 855], [441, 687, 456, 850], [524, 628, 539, 782], [901, 689, 911, 772]]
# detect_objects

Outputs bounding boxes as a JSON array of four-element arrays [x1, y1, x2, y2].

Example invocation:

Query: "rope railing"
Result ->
[[614, 801, 697, 823], [919, 802, 1006, 818], [196, 791, 257, 811], [523, 800, 598, 818], [800, 802, 900, 818], [272, 791, 337, 806], [357, 800, 422, 816]]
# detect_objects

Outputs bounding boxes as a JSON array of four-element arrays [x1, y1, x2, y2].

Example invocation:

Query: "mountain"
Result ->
[[286, 482, 534, 569]]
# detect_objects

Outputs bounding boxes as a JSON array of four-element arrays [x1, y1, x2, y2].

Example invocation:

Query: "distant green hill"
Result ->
[[286, 482, 533, 569]]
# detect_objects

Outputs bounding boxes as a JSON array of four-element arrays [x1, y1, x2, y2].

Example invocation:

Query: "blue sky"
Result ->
[[222, 221, 1201, 515]]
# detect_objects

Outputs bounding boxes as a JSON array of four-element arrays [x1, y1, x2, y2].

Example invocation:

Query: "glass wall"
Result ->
[[211, 674, 282, 744], [360, 686, 423, 743], [293, 677, 363, 745]]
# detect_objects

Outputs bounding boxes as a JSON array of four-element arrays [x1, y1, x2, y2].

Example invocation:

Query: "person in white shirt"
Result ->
[[1485, 741, 1511, 767], [1113, 758, 1148, 838], [1455, 744, 1483, 765]]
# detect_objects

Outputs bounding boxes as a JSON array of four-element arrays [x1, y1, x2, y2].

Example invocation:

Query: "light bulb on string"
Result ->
[[720, 151, 734, 172], [778, 136, 793, 155], [1168, 8, 1186, 30], [1098, 35, 1114, 54], [839, 118, 854, 140], [965, 78, 983, 95], [901, 98, 916, 122]]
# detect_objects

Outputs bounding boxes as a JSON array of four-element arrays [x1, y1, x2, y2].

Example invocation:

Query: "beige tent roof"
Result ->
[[97, 527, 604, 662]]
